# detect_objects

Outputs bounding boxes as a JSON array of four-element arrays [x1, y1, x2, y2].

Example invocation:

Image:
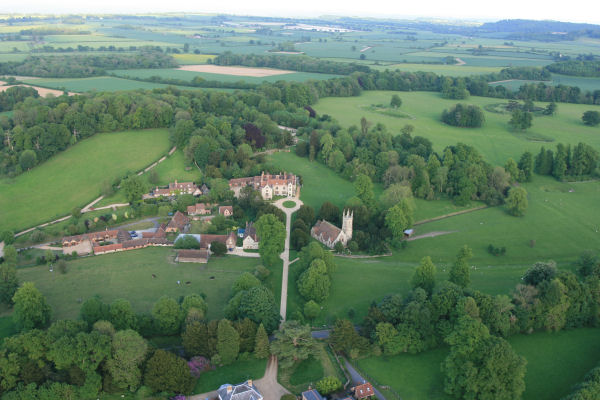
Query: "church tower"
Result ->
[[342, 209, 353, 240]]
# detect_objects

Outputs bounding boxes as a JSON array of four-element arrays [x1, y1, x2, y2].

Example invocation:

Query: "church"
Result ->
[[311, 209, 353, 248]]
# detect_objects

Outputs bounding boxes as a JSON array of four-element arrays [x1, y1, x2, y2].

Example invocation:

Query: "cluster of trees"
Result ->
[[296, 242, 337, 320], [562, 359, 600, 399], [546, 60, 600, 77], [0, 50, 177, 78], [296, 116, 520, 208], [582, 110, 600, 126], [441, 103, 485, 127], [181, 315, 271, 366], [212, 52, 371, 75], [0, 282, 210, 397], [0, 86, 38, 112], [290, 204, 315, 251], [534, 142, 599, 180], [225, 269, 281, 333], [332, 248, 600, 399]]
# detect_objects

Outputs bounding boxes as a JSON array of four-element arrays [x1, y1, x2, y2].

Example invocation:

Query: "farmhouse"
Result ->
[[352, 382, 375, 400], [166, 211, 190, 232], [144, 180, 204, 199], [142, 223, 167, 238], [176, 249, 210, 263], [218, 380, 262, 400], [187, 203, 213, 217], [228, 172, 297, 200], [311, 209, 353, 248], [219, 206, 233, 217], [199, 232, 237, 251], [242, 222, 259, 250]]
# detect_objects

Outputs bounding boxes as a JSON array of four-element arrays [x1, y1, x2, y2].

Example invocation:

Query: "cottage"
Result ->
[[199, 232, 237, 251], [145, 180, 204, 199], [311, 210, 353, 248], [242, 222, 259, 250], [166, 211, 190, 233], [187, 203, 213, 217], [176, 249, 210, 263], [302, 389, 324, 400], [200, 183, 211, 196], [352, 382, 375, 400], [229, 172, 297, 200], [219, 206, 234, 217], [218, 380, 262, 400]]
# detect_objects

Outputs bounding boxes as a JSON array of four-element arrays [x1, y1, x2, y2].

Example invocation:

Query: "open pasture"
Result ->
[[491, 73, 600, 92], [357, 328, 600, 400], [316, 91, 600, 166], [16, 247, 259, 321], [0, 129, 170, 232]]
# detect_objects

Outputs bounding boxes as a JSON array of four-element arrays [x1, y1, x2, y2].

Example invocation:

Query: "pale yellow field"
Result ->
[[177, 64, 294, 77]]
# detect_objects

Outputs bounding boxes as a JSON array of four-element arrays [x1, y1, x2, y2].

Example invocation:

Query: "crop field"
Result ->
[[16, 247, 259, 321], [316, 91, 600, 166], [370, 63, 503, 76], [20, 76, 200, 93], [172, 53, 216, 64], [0, 129, 170, 232], [357, 328, 600, 400], [110, 67, 341, 84]]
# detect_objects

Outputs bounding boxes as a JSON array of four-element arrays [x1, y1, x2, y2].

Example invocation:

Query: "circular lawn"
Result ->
[[282, 200, 296, 208]]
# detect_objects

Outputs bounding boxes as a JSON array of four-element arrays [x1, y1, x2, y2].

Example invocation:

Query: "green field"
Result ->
[[21, 76, 202, 93], [17, 247, 260, 321], [357, 328, 600, 400], [110, 68, 342, 84], [490, 73, 600, 92], [150, 150, 199, 185], [316, 91, 600, 166], [267, 152, 383, 213], [0, 129, 170, 232], [370, 63, 503, 76], [173, 53, 216, 64]]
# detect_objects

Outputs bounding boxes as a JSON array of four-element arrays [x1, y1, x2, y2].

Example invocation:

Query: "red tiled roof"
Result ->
[[167, 211, 190, 230], [229, 172, 296, 189], [354, 383, 375, 399], [219, 206, 233, 215], [93, 243, 123, 254]]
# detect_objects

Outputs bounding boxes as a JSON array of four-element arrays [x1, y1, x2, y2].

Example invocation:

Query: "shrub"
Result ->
[[210, 241, 227, 256], [316, 376, 342, 395], [487, 244, 506, 256]]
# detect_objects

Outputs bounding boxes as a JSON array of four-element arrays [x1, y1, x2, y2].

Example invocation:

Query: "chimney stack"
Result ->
[[247, 379, 253, 386], [227, 385, 233, 394]]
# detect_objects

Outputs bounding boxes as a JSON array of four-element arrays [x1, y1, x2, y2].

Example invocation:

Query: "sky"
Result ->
[[1, 0, 600, 25]]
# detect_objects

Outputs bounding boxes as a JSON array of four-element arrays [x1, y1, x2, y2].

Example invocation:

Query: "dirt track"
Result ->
[[177, 64, 294, 77], [407, 231, 457, 241]]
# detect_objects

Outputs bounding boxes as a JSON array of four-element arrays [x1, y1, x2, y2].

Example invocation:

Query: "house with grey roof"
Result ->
[[302, 388, 325, 400], [217, 380, 262, 400]]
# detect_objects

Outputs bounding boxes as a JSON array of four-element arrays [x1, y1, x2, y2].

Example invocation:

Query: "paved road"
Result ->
[[343, 358, 387, 400], [273, 195, 303, 322]]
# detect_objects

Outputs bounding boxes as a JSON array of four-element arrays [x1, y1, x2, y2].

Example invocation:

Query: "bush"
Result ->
[[30, 229, 46, 243], [211, 241, 227, 256], [487, 244, 506, 256], [316, 376, 342, 395], [174, 235, 200, 249], [57, 259, 68, 274], [144, 350, 194, 394]]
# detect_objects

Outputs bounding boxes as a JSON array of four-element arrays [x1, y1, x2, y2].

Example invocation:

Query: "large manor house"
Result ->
[[229, 172, 297, 200]]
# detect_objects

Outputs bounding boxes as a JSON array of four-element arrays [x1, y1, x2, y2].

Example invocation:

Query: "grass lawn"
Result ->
[[316, 91, 600, 166], [357, 328, 600, 400], [173, 53, 216, 65], [279, 342, 344, 393], [0, 129, 170, 232], [283, 200, 297, 208], [193, 357, 267, 393], [16, 247, 261, 321], [267, 152, 383, 213], [150, 150, 199, 185]]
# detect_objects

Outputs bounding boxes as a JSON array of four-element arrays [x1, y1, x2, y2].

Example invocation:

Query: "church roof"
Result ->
[[311, 220, 342, 243]]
